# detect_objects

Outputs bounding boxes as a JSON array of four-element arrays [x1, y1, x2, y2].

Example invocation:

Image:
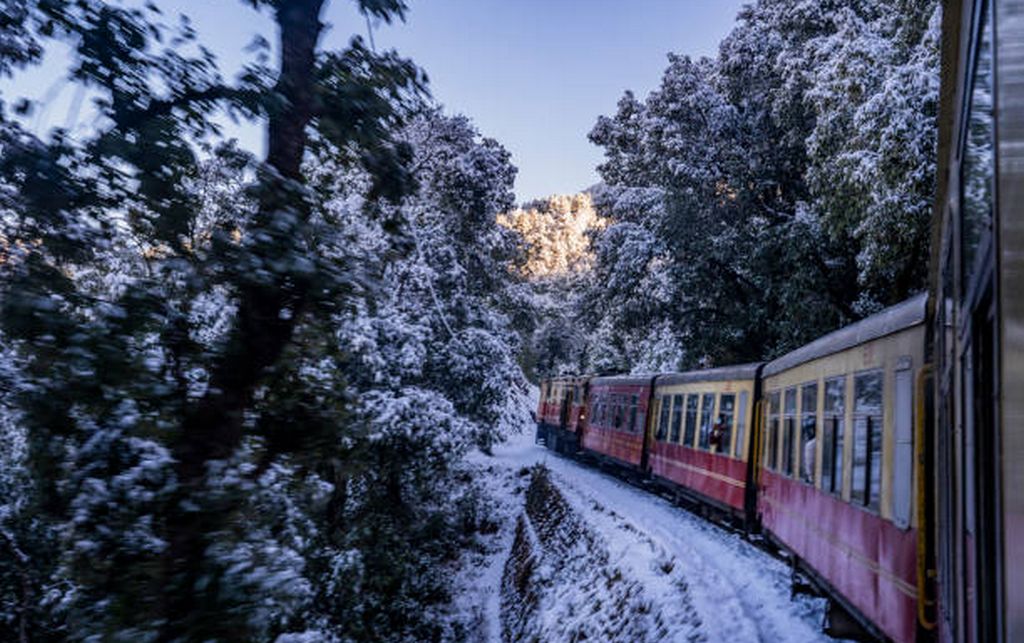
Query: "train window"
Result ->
[[656, 395, 670, 441], [960, 0, 994, 300], [717, 394, 735, 455], [893, 367, 913, 528], [852, 371, 883, 509], [670, 394, 684, 443], [612, 396, 624, 429], [800, 383, 818, 484], [734, 391, 748, 459], [782, 389, 797, 477], [628, 395, 639, 433], [821, 377, 845, 495], [684, 394, 699, 447], [767, 391, 780, 470], [698, 393, 715, 450]]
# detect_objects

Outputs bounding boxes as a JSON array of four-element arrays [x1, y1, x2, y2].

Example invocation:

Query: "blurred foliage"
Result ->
[[0, 1, 526, 641]]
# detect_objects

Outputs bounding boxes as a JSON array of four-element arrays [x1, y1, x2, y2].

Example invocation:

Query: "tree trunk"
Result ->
[[161, 1, 326, 638]]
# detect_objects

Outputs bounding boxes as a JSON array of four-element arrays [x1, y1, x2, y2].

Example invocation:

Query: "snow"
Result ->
[[453, 429, 841, 642]]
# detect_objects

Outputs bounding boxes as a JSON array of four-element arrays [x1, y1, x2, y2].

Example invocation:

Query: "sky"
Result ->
[[1, 0, 747, 203]]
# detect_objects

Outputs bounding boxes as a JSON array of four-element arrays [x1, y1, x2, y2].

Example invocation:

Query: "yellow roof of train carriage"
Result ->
[[656, 363, 762, 387], [763, 292, 928, 377]]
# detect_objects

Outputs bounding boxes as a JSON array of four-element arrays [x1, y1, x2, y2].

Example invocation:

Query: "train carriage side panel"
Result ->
[[757, 294, 928, 643], [646, 364, 761, 519], [582, 376, 652, 468]]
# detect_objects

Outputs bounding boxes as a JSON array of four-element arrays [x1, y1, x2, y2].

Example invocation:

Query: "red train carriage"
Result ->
[[581, 375, 655, 469], [645, 364, 761, 524], [535, 376, 589, 454], [757, 294, 929, 642]]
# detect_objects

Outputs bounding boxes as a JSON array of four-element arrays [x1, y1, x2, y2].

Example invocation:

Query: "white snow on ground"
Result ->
[[452, 427, 842, 642]]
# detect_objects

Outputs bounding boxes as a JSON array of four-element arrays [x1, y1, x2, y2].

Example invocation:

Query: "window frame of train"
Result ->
[[766, 391, 781, 470], [718, 393, 736, 455], [656, 394, 671, 441], [799, 382, 818, 485], [670, 394, 684, 443], [698, 392, 715, 450], [684, 394, 699, 447], [628, 394, 639, 433], [733, 390, 748, 460], [820, 376, 845, 496], [959, 0, 995, 308], [782, 388, 797, 477], [851, 369, 884, 511]]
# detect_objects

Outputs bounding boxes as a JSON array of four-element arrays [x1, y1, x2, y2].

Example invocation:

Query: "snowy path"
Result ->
[[482, 432, 836, 643]]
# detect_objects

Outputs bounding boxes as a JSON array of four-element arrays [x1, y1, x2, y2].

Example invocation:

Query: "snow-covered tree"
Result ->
[[0, 2, 529, 641], [582, 0, 940, 371], [498, 193, 607, 280], [497, 192, 607, 378]]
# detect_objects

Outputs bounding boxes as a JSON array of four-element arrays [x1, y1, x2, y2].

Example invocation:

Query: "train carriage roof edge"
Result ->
[[763, 292, 928, 377]]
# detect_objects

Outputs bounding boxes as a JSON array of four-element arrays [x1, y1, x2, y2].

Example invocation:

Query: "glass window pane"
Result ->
[[699, 393, 715, 450], [767, 391, 780, 470], [801, 383, 818, 484], [783, 388, 797, 476], [853, 371, 883, 508], [822, 377, 846, 495], [656, 395, 670, 441], [961, 4, 994, 296], [716, 394, 735, 455], [684, 394, 699, 446], [735, 391, 748, 459], [670, 394, 684, 443], [629, 394, 639, 432]]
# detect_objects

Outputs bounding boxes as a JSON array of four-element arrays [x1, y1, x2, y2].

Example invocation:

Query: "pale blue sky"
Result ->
[[1, 0, 746, 202]]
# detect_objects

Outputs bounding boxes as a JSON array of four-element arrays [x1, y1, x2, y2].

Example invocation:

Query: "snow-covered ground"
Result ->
[[453, 429, 841, 642]]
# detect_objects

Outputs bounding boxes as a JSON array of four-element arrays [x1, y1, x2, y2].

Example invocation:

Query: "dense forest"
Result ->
[[0, 1, 528, 640], [0, 0, 940, 641], [529, 0, 941, 376]]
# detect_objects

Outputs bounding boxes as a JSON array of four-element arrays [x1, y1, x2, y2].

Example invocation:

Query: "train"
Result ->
[[536, 1, 1023, 641], [536, 294, 929, 641]]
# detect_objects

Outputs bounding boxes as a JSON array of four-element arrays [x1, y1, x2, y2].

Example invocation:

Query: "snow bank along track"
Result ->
[[498, 454, 832, 643], [500, 465, 702, 643]]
